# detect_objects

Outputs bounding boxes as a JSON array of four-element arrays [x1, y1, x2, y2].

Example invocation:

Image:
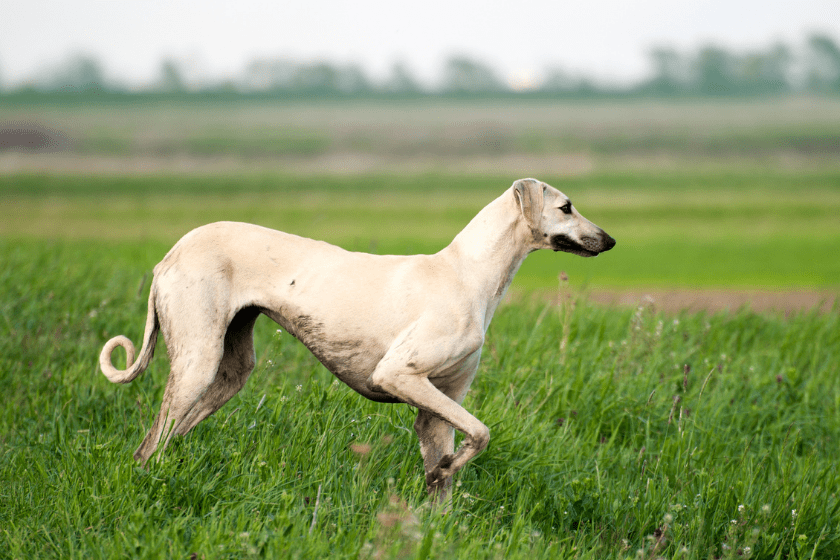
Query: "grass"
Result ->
[[1, 239, 838, 559], [2, 170, 839, 289], [1, 120, 839, 556]]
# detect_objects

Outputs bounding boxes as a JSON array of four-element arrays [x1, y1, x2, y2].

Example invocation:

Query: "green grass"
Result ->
[[2, 170, 839, 289], [1, 169, 839, 558], [1, 239, 839, 559]]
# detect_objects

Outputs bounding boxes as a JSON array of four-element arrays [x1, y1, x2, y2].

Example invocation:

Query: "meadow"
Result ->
[[1, 97, 839, 558]]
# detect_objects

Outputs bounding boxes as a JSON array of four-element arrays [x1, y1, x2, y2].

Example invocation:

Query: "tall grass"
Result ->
[[2, 170, 840, 289], [2, 240, 838, 559]]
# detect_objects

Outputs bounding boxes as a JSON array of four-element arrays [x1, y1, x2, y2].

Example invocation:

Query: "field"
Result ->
[[1, 97, 839, 558]]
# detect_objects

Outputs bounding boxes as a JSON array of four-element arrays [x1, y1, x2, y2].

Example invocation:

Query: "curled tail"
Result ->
[[99, 289, 159, 383]]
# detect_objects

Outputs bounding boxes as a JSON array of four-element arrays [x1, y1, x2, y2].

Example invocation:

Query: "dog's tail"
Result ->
[[99, 289, 159, 383]]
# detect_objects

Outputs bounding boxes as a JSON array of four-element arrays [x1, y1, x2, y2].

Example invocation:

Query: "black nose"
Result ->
[[602, 233, 616, 252]]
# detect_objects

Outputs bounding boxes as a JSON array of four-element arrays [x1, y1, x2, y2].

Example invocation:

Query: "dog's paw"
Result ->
[[425, 454, 455, 490]]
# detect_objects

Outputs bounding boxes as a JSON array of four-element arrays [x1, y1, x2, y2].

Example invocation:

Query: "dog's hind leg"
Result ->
[[369, 348, 488, 504], [133, 308, 261, 464], [413, 365, 479, 504], [414, 410, 455, 500], [177, 307, 261, 434], [132, 290, 233, 464]]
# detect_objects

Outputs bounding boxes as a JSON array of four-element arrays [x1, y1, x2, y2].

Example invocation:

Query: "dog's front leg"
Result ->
[[369, 361, 488, 505]]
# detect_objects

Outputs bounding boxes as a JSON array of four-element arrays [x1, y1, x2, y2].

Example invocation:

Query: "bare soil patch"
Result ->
[[585, 289, 838, 315]]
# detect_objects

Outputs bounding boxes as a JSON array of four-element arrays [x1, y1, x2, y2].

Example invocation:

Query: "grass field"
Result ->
[[2, 170, 839, 289], [1, 238, 838, 559], [2, 98, 840, 558]]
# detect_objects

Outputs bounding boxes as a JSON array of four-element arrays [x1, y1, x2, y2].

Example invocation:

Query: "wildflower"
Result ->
[[350, 442, 371, 455], [738, 504, 745, 513], [743, 547, 751, 555], [663, 513, 674, 524], [731, 519, 738, 525], [296, 385, 302, 392], [762, 504, 771, 515], [792, 509, 798, 520]]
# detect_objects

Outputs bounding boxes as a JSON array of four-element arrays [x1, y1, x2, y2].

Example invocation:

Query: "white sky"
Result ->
[[1, 0, 838, 88]]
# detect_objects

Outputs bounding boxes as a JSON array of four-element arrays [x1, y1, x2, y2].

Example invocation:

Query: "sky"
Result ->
[[1, 0, 838, 89]]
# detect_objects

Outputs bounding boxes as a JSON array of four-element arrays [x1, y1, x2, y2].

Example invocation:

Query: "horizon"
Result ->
[[2, 0, 838, 90]]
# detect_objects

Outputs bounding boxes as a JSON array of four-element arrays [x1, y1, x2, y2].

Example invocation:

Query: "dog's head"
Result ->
[[513, 178, 616, 257]]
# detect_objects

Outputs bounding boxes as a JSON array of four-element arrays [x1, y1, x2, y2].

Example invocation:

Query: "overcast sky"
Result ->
[[1, 0, 838, 88]]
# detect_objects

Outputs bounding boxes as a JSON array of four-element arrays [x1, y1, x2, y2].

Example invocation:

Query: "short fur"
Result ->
[[99, 178, 615, 503]]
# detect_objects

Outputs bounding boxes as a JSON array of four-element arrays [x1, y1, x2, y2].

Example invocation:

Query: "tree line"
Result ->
[[2, 33, 839, 98]]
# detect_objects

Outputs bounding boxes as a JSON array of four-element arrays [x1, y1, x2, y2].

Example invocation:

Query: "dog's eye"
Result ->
[[559, 203, 572, 215]]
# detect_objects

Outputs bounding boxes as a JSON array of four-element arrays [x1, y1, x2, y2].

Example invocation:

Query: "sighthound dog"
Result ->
[[100, 178, 615, 502]]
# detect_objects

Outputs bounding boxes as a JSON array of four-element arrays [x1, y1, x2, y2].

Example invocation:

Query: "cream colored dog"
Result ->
[[100, 178, 615, 502]]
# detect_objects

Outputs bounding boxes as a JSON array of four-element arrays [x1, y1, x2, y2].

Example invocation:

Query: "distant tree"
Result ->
[[644, 47, 689, 96], [159, 59, 186, 93], [806, 34, 840, 93], [293, 62, 340, 92], [540, 66, 578, 93], [243, 58, 298, 91], [383, 61, 421, 94], [694, 46, 734, 95], [43, 54, 109, 92], [335, 64, 371, 94], [441, 56, 505, 93], [736, 44, 790, 95]]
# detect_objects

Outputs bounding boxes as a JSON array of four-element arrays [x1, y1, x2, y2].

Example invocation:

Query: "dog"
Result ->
[[99, 178, 615, 503]]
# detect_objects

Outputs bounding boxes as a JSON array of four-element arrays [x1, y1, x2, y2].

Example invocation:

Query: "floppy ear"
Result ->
[[513, 179, 545, 227]]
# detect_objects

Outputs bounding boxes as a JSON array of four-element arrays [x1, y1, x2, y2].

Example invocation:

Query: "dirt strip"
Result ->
[[585, 289, 839, 315]]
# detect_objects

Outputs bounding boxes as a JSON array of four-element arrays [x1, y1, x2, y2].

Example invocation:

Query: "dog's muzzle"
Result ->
[[551, 232, 616, 257]]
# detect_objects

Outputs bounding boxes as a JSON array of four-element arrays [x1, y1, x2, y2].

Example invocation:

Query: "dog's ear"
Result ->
[[513, 179, 545, 227]]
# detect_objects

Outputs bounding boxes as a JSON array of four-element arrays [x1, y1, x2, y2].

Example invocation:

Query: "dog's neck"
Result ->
[[442, 188, 534, 330]]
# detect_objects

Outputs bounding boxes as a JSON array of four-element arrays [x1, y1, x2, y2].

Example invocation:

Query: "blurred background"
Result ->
[[1, 0, 838, 312]]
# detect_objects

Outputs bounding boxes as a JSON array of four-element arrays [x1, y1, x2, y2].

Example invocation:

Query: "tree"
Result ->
[[159, 59, 186, 93], [243, 58, 297, 92], [383, 61, 421, 94], [644, 47, 688, 96], [540, 66, 577, 93], [806, 34, 840, 93], [49, 54, 107, 92], [694, 46, 734, 95], [737, 44, 790, 95], [334, 64, 371, 94], [441, 56, 504, 94]]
